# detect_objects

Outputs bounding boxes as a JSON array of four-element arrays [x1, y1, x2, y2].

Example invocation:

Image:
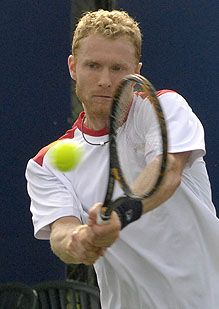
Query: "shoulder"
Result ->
[[134, 89, 189, 107], [136, 89, 197, 122], [32, 113, 84, 166], [131, 89, 183, 119]]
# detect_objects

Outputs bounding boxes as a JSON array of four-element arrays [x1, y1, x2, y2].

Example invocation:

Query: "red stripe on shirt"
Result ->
[[33, 126, 77, 166]]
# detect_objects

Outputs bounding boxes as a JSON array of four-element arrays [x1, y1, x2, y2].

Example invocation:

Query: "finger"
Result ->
[[88, 203, 103, 226], [81, 248, 103, 265]]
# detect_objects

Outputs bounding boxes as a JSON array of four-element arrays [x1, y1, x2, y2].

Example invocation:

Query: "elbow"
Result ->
[[160, 173, 181, 205], [164, 155, 183, 196]]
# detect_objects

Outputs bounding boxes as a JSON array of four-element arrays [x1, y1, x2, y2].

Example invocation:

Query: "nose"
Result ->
[[98, 68, 112, 88]]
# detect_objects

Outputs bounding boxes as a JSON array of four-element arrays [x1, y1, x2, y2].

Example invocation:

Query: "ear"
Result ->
[[135, 62, 142, 74], [68, 55, 76, 81]]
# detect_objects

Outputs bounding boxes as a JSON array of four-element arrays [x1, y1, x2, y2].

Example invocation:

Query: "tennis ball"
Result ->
[[49, 140, 84, 172]]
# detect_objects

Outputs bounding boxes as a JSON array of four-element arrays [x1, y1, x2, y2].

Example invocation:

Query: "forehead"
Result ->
[[76, 34, 137, 63]]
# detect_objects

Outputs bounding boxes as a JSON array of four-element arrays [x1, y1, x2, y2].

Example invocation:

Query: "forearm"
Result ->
[[50, 217, 82, 264], [50, 216, 106, 265], [141, 162, 180, 213], [112, 152, 191, 229], [133, 152, 189, 214]]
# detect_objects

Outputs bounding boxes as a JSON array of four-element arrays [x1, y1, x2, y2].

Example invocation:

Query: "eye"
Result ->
[[111, 65, 123, 72], [111, 64, 128, 72], [87, 62, 100, 69]]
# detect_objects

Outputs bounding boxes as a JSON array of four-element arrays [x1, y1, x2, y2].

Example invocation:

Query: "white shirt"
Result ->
[[26, 91, 219, 309]]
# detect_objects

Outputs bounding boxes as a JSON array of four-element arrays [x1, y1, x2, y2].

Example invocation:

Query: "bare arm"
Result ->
[[50, 215, 121, 265], [50, 216, 103, 265], [141, 151, 191, 213]]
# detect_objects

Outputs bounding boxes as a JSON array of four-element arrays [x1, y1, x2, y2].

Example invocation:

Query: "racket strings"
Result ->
[[111, 82, 134, 131], [117, 113, 164, 198], [112, 76, 166, 199]]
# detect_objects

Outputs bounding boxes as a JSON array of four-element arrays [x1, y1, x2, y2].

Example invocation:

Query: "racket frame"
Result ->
[[101, 74, 168, 221]]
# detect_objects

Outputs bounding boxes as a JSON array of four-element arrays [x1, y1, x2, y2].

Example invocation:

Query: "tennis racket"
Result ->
[[98, 74, 168, 226]]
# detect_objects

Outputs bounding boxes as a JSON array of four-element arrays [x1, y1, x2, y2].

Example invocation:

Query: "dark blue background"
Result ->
[[0, 1, 218, 284], [0, 1, 72, 284]]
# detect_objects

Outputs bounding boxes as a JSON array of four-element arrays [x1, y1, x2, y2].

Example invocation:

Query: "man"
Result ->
[[26, 9, 219, 308]]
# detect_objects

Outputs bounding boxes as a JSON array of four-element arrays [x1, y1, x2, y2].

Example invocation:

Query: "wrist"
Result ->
[[114, 197, 143, 229]]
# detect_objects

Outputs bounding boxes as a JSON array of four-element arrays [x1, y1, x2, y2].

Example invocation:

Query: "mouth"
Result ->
[[93, 95, 113, 102], [94, 94, 112, 98]]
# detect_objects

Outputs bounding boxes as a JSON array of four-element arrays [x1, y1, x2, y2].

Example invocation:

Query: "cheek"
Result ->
[[76, 71, 94, 87], [75, 79, 85, 96], [75, 75, 92, 103], [74, 74, 86, 92]]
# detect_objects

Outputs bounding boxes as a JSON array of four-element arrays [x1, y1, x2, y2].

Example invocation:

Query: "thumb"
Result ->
[[87, 203, 102, 226]]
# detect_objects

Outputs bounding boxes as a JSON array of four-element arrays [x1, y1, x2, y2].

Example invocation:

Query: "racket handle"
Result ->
[[96, 211, 111, 225], [97, 198, 123, 224]]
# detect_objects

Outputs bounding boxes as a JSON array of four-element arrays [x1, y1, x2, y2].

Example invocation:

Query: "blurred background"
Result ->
[[0, 0, 218, 285]]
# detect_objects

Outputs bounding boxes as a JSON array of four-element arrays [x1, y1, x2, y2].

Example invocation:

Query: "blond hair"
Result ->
[[72, 9, 142, 63]]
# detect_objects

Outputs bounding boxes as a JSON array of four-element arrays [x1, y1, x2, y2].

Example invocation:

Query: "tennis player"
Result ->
[[26, 9, 219, 308]]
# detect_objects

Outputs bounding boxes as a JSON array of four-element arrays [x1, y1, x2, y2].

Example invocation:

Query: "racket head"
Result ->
[[102, 74, 168, 220]]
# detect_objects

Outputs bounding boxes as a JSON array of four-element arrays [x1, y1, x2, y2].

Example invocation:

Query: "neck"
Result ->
[[81, 115, 109, 146], [84, 115, 109, 131]]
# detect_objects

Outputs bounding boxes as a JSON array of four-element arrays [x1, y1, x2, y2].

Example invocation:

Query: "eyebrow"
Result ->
[[83, 59, 129, 68]]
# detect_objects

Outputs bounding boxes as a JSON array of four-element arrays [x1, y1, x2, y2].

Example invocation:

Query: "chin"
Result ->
[[93, 102, 111, 113], [92, 107, 111, 118]]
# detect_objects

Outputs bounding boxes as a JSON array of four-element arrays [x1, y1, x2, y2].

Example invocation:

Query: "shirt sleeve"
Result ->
[[159, 91, 206, 166], [25, 159, 84, 240]]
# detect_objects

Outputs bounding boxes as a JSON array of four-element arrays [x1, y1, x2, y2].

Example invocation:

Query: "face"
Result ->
[[69, 34, 141, 120]]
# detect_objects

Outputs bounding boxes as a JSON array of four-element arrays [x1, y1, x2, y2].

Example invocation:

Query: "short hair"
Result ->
[[72, 9, 142, 63]]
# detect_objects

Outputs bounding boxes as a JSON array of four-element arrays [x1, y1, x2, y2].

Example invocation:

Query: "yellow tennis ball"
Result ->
[[49, 140, 84, 172]]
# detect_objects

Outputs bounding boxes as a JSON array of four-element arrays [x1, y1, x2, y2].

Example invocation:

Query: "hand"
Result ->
[[87, 203, 121, 248], [66, 224, 105, 265]]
